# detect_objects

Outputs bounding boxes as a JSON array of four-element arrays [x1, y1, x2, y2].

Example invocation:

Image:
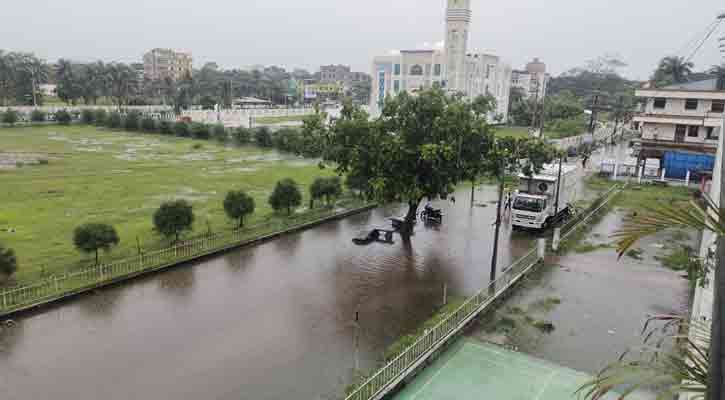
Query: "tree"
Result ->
[[191, 122, 210, 139], [93, 109, 107, 126], [106, 111, 122, 129], [153, 200, 195, 242], [2, 109, 18, 125], [212, 124, 227, 142], [55, 110, 72, 125], [173, 121, 190, 137], [255, 127, 273, 147], [73, 223, 120, 265], [325, 88, 492, 232], [223, 190, 256, 228], [233, 127, 252, 144], [124, 111, 141, 131], [56, 59, 81, 105], [322, 176, 342, 205], [80, 109, 94, 124], [141, 116, 157, 132], [310, 178, 326, 208], [269, 179, 302, 215], [471, 94, 497, 118], [0, 243, 18, 279], [652, 56, 694, 86], [106, 63, 137, 108], [31, 109, 46, 122]]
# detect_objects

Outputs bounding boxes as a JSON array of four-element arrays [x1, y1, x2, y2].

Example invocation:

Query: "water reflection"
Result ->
[[157, 266, 196, 299], [77, 289, 126, 319], [0, 320, 23, 360]]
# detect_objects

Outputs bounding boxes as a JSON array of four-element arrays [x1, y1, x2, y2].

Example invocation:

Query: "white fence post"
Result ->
[[660, 168, 666, 181], [552, 228, 561, 251], [686, 170, 691, 186], [537, 239, 546, 260]]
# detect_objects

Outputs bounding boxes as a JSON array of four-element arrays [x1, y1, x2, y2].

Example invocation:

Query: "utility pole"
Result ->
[[490, 158, 505, 283], [588, 93, 600, 139]]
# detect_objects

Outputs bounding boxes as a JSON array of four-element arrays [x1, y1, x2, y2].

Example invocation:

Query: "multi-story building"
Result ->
[[320, 65, 351, 84], [370, 0, 511, 123], [143, 48, 193, 81], [511, 58, 550, 100], [632, 77, 725, 179]]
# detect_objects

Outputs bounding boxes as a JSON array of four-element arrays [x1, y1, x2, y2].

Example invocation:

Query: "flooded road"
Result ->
[[0, 185, 534, 400]]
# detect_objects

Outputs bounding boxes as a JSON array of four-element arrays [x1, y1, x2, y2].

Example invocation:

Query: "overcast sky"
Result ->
[[3, 0, 723, 80]]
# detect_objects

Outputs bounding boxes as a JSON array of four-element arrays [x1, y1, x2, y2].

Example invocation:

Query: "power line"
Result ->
[[686, 17, 725, 62]]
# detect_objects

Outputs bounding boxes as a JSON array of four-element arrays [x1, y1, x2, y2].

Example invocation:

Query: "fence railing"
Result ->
[[342, 184, 622, 400], [0, 202, 373, 316]]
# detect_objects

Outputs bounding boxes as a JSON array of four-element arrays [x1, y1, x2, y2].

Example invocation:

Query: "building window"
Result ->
[[712, 101, 725, 113], [706, 127, 719, 140], [685, 99, 699, 110], [434, 64, 441, 76], [425, 64, 431, 76], [688, 125, 699, 137], [653, 98, 667, 109], [394, 64, 401, 76], [393, 80, 400, 93], [410, 65, 424, 76], [675, 125, 687, 142]]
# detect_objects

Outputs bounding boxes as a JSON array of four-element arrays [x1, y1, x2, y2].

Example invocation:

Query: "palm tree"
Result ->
[[105, 63, 137, 108], [20, 55, 48, 106], [582, 193, 723, 399], [654, 56, 695, 85], [56, 58, 78, 105]]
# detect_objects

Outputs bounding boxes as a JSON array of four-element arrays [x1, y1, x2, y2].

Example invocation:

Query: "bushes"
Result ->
[[269, 178, 302, 215], [191, 122, 210, 139], [0, 243, 18, 279], [81, 109, 95, 124], [55, 110, 72, 125], [159, 120, 173, 135], [1, 109, 18, 125], [94, 109, 108, 126], [174, 121, 191, 137], [310, 177, 343, 208], [141, 116, 157, 132], [107, 112, 122, 129], [233, 127, 252, 144], [124, 111, 141, 131], [31, 109, 46, 122], [255, 127, 273, 147], [212, 124, 227, 142]]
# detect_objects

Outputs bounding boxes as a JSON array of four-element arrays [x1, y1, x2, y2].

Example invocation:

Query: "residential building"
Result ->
[[511, 58, 550, 100], [130, 63, 145, 84], [143, 48, 193, 81], [300, 81, 345, 103], [632, 77, 725, 179], [369, 0, 511, 123], [320, 65, 351, 83], [38, 84, 57, 97]]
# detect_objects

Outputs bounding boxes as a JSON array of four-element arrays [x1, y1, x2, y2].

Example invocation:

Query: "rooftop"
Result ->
[[661, 78, 721, 91]]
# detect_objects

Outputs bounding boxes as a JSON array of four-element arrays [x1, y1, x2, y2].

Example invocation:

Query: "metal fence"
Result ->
[[342, 185, 622, 400], [0, 203, 372, 316]]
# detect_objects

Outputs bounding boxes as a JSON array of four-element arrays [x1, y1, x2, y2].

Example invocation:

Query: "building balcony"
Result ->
[[638, 137, 718, 154], [633, 112, 723, 128]]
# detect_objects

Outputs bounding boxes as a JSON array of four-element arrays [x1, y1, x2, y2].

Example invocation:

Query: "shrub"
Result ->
[[159, 120, 173, 135], [31, 109, 46, 122], [0, 243, 18, 279], [191, 122, 211, 139], [310, 177, 343, 208], [2, 109, 18, 125], [106, 112, 122, 129], [81, 109, 95, 124], [55, 110, 72, 125], [255, 127, 273, 147], [192, 143, 204, 150], [269, 178, 302, 215], [223, 190, 256, 228], [73, 223, 120, 265], [233, 127, 252, 144], [153, 200, 194, 242], [141, 116, 157, 132], [94, 109, 108, 126], [38, 159, 49, 165], [174, 121, 191, 137], [212, 124, 227, 142], [124, 111, 141, 131]]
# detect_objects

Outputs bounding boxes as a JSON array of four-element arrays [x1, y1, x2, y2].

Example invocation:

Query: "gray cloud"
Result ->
[[2, 0, 723, 79]]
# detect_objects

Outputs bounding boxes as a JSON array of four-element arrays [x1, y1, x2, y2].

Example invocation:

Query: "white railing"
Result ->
[[342, 185, 622, 400]]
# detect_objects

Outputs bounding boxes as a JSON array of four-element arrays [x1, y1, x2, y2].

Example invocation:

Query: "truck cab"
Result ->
[[511, 164, 578, 230]]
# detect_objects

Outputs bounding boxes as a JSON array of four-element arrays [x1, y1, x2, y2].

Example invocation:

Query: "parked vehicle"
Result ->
[[512, 164, 579, 230]]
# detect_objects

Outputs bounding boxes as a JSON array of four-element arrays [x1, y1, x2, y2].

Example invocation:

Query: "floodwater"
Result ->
[[0, 185, 534, 400]]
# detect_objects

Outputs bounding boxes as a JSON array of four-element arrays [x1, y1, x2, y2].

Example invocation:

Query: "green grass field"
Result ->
[[0, 125, 339, 284], [254, 114, 309, 125]]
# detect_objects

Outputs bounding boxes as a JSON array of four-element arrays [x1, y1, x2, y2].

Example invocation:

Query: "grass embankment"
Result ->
[[254, 114, 309, 125], [558, 178, 696, 255], [0, 125, 343, 285]]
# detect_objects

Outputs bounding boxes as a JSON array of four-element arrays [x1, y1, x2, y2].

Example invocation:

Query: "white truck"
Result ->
[[511, 164, 579, 230]]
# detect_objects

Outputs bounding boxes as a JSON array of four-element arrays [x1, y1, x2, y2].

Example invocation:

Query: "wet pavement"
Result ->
[[0, 185, 535, 400], [468, 206, 691, 376]]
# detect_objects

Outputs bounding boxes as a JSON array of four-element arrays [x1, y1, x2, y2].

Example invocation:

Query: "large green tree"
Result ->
[[73, 223, 120, 265], [325, 88, 493, 232], [153, 200, 195, 242], [652, 56, 695, 86]]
